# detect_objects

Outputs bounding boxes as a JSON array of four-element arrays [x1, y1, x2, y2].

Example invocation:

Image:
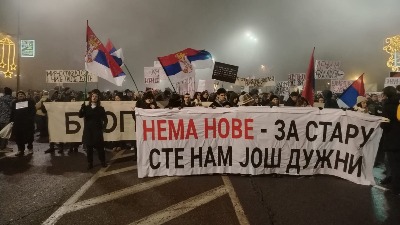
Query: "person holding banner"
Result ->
[[284, 92, 299, 106], [135, 92, 159, 109], [11, 91, 36, 157], [381, 86, 400, 196], [354, 96, 368, 113], [322, 90, 339, 109], [193, 92, 203, 106], [79, 90, 108, 169], [209, 88, 231, 108], [269, 95, 280, 107], [182, 93, 194, 108]]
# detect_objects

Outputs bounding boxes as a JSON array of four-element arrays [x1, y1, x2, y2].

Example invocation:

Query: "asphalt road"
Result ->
[[1, 140, 399, 225]]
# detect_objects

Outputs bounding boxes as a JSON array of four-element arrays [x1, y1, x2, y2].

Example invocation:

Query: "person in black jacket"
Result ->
[[181, 93, 194, 108], [79, 90, 108, 169], [322, 90, 339, 109], [209, 88, 231, 108], [11, 91, 36, 156], [284, 92, 299, 106], [380, 86, 400, 196]]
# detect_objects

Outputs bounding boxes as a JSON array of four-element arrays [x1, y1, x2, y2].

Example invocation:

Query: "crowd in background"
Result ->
[[0, 85, 399, 194]]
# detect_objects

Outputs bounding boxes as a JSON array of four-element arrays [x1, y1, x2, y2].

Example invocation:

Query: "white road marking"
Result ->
[[222, 176, 250, 225], [100, 165, 137, 177], [43, 148, 250, 225], [42, 150, 126, 225], [131, 186, 228, 225], [373, 185, 389, 192], [112, 152, 136, 160], [66, 177, 181, 213]]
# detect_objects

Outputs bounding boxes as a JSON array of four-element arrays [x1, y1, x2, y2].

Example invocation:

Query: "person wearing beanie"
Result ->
[[10, 91, 36, 156], [79, 90, 108, 169], [166, 93, 182, 109], [269, 94, 280, 107], [0, 87, 14, 151], [114, 92, 124, 101], [353, 96, 368, 113], [209, 88, 231, 108], [135, 92, 158, 109], [322, 90, 339, 109]]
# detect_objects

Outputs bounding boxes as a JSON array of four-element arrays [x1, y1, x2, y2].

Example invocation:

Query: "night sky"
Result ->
[[0, 0, 399, 92]]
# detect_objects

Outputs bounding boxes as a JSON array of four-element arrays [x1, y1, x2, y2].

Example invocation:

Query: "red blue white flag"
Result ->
[[85, 25, 125, 86], [157, 48, 213, 77]]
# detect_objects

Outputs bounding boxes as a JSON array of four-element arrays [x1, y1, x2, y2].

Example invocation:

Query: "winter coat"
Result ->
[[284, 97, 296, 106], [322, 90, 339, 109], [79, 104, 108, 146], [380, 97, 400, 152], [10, 98, 36, 144], [209, 100, 231, 108], [0, 95, 13, 124]]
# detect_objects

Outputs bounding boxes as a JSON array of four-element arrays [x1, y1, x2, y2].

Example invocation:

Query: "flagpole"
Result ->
[[84, 20, 89, 103], [123, 64, 139, 92], [157, 58, 177, 93], [166, 76, 177, 93]]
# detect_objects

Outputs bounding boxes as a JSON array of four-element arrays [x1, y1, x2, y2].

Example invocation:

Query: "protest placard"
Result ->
[[46, 70, 98, 83], [315, 60, 344, 79]]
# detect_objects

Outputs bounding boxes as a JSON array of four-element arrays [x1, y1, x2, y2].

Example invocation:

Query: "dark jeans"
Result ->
[[0, 122, 8, 149], [17, 142, 33, 152], [86, 144, 105, 164], [36, 115, 48, 137], [387, 151, 400, 194]]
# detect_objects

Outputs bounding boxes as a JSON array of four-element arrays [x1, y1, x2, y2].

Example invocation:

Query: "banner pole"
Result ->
[[84, 20, 89, 103], [123, 64, 139, 92], [167, 76, 177, 93]]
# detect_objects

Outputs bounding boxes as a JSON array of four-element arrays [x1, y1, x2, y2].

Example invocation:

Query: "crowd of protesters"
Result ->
[[0, 85, 399, 195]]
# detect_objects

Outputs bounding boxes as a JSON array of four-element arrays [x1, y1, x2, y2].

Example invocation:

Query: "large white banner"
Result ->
[[135, 107, 382, 185], [384, 77, 400, 87], [315, 60, 344, 79], [44, 101, 136, 142], [331, 80, 353, 93], [46, 70, 98, 83]]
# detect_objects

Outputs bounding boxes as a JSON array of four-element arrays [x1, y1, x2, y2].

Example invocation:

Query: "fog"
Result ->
[[0, 0, 399, 92]]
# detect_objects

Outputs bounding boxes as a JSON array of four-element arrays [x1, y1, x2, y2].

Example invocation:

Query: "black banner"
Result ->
[[212, 62, 238, 83]]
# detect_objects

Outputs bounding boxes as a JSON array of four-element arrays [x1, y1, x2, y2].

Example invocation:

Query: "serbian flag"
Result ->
[[302, 48, 315, 106], [158, 48, 213, 76], [85, 25, 125, 86], [105, 39, 124, 67], [339, 73, 365, 107]]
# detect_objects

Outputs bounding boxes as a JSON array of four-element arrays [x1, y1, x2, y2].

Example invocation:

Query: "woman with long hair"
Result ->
[[79, 90, 108, 169]]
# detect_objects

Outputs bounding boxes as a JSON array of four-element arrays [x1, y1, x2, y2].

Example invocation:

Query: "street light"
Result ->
[[245, 32, 258, 42]]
